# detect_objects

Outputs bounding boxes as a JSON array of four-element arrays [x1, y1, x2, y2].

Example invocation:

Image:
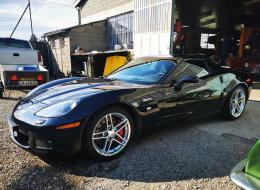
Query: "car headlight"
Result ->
[[35, 100, 79, 118]]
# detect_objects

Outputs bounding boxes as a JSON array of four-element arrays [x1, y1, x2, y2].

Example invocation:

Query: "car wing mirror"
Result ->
[[174, 75, 199, 91]]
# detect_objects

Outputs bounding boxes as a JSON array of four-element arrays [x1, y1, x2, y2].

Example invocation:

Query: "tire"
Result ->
[[0, 81, 3, 99], [224, 86, 247, 120], [82, 106, 134, 161]]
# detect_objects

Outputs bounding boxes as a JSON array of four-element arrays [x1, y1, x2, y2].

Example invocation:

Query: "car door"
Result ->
[[161, 60, 222, 123]]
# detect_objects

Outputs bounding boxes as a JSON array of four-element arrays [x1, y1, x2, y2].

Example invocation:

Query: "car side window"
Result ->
[[165, 62, 209, 83], [185, 59, 209, 71]]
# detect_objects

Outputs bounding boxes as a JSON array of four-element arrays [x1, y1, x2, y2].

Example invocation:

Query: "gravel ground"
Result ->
[[0, 90, 254, 190]]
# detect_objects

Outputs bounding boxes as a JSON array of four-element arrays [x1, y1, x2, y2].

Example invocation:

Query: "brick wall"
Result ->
[[49, 35, 71, 75], [80, 0, 133, 24]]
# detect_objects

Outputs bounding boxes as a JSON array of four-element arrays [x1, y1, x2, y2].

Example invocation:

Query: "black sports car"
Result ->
[[8, 56, 252, 160]]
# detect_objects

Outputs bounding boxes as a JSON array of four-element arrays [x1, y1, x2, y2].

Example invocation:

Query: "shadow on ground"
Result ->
[[6, 116, 253, 190]]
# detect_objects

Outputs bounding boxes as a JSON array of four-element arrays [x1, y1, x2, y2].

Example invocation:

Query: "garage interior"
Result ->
[[174, 0, 260, 47], [173, 0, 260, 77]]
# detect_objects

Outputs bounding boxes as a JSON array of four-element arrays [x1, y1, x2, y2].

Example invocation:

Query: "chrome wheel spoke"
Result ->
[[231, 105, 236, 115], [93, 136, 108, 140], [102, 138, 109, 152], [93, 131, 108, 138], [235, 91, 239, 100], [109, 114, 114, 128], [115, 120, 129, 134], [106, 140, 113, 155], [114, 119, 128, 130], [116, 133, 126, 144], [105, 115, 110, 130], [113, 138, 125, 146], [236, 105, 241, 113], [238, 96, 245, 103]]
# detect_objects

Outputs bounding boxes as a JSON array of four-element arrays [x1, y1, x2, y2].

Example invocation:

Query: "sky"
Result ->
[[0, 0, 78, 40]]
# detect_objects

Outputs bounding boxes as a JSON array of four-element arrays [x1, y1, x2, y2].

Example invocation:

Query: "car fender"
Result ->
[[71, 89, 143, 139], [221, 73, 249, 106]]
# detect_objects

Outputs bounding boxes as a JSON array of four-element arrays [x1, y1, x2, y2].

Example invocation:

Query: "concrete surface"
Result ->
[[250, 89, 260, 102], [197, 101, 260, 141], [1, 90, 260, 190]]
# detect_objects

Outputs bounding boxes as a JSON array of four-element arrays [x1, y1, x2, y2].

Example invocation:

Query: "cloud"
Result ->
[[0, 0, 78, 40]]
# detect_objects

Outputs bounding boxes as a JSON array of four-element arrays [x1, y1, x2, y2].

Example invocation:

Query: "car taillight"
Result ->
[[249, 63, 257, 73], [246, 78, 253, 85], [38, 51, 42, 62], [11, 74, 18, 81], [37, 75, 43, 81]]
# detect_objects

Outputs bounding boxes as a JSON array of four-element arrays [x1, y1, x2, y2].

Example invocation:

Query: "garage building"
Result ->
[[44, 0, 260, 76]]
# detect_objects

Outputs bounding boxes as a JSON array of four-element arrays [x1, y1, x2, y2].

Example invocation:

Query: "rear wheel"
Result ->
[[82, 107, 133, 160], [224, 86, 246, 120]]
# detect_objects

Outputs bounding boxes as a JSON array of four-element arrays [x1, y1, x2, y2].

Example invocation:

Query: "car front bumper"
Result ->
[[7, 115, 83, 155], [230, 160, 260, 190]]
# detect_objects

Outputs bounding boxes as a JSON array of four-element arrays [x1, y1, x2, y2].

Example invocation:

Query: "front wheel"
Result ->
[[224, 86, 247, 120], [82, 107, 133, 160]]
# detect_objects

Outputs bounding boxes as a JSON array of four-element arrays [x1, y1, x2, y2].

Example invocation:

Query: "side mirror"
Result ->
[[174, 75, 199, 91]]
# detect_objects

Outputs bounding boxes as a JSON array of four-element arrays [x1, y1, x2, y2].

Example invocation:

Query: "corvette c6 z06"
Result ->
[[8, 56, 252, 160]]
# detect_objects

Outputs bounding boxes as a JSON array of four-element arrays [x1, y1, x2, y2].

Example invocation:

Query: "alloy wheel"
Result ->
[[92, 112, 131, 157], [230, 88, 246, 118]]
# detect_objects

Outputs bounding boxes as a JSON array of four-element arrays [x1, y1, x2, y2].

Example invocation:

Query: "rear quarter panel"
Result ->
[[221, 73, 249, 106]]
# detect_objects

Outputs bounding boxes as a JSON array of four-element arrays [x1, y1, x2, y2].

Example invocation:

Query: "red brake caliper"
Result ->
[[117, 128, 125, 142]]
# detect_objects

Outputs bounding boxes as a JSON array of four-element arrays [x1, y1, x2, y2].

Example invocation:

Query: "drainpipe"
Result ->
[[76, 7, 81, 25]]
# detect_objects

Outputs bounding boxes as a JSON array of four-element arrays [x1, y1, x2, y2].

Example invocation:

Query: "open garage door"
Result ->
[[134, 0, 173, 57]]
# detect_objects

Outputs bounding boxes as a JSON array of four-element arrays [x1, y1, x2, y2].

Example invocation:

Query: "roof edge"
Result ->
[[73, 0, 87, 7], [42, 20, 106, 38]]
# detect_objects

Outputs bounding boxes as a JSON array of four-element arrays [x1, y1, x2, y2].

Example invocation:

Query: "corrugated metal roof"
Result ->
[[42, 20, 105, 38]]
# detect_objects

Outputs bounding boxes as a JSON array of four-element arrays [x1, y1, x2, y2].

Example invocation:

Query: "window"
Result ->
[[107, 12, 133, 49], [185, 59, 209, 72], [0, 38, 31, 49], [169, 62, 209, 82], [107, 60, 175, 85], [200, 33, 215, 49]]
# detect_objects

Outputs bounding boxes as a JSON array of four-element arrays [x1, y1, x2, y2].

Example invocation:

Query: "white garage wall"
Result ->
[[134, 0, 173, 57]]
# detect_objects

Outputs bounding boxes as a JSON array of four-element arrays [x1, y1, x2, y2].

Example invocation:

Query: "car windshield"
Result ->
[[107, 59, 175, 85], [0, 38, 31, 49]]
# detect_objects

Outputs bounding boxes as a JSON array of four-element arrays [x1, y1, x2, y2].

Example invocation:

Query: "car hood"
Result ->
[[30, 78, 144, 105]]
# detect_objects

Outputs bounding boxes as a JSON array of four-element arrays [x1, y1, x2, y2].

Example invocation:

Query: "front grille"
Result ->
[[14, 130, 29, 147]]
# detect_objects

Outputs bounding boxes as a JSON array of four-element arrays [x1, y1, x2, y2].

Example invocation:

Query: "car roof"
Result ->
[[134, 54, 209, 63], [134, 56, 177, 62]]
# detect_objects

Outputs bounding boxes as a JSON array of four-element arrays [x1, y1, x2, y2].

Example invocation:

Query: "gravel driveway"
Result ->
[[0, 91, 254, 190]]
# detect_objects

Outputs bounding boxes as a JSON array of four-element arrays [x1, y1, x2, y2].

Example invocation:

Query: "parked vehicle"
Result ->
[[230, 140, 260, 190], [0, 38, 48, 98], [8, 56, 252, 160]]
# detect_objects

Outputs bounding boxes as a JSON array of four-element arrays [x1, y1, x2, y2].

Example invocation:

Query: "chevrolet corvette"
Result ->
[[8, 56, 252, 160]]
